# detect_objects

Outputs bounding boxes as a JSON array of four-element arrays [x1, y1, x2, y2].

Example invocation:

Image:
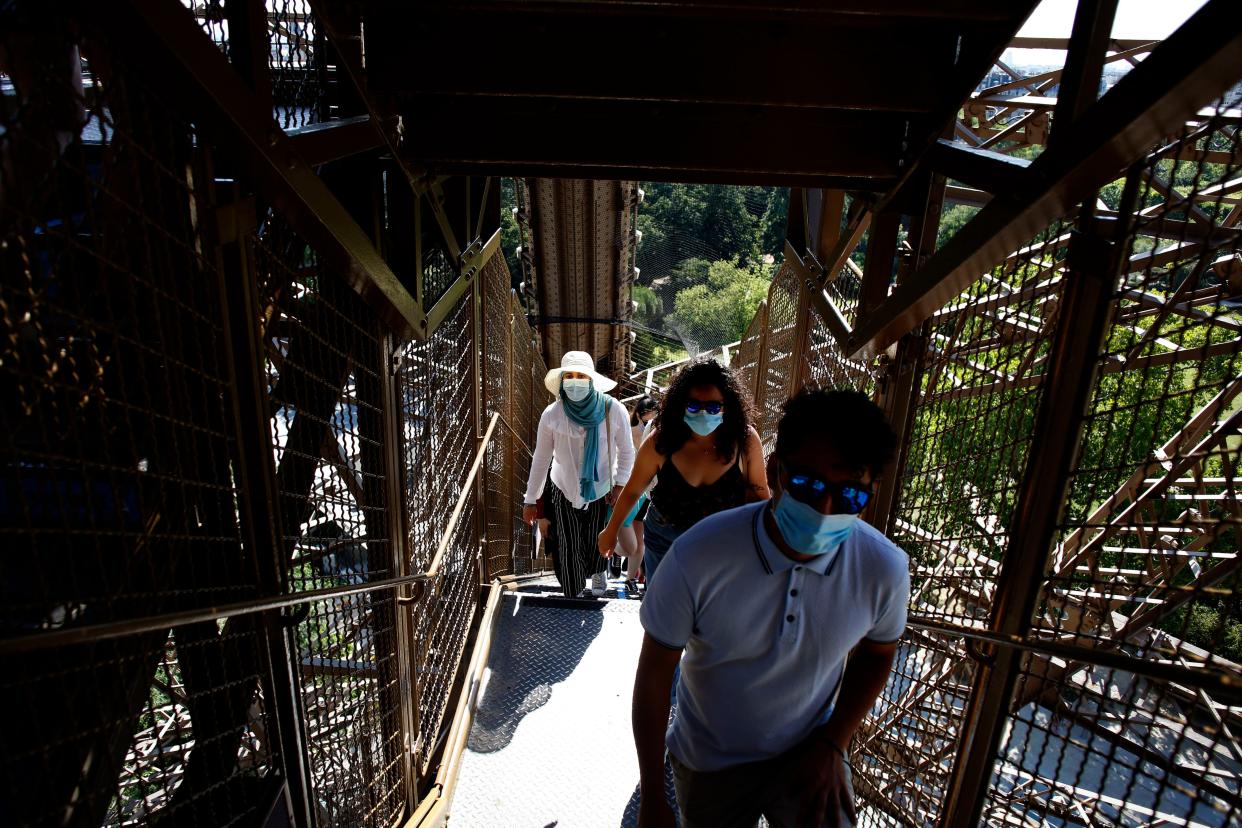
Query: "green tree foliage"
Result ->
[[636, 182, 785, 277], [628, 183, 788, 359], [936, 203, 980, 251], [632, 284, 663, 321], [668, 259, 771, 347]]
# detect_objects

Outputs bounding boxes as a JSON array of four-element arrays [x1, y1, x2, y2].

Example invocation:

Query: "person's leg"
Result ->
[[617, 524, 638, 579], [668, 753, 769, 828], [627, 521, 644, 581], [581, 496, 611, 593], [641, 507, 683, 584], [761, 751, 855, 828], [544, 485, 574, 596]]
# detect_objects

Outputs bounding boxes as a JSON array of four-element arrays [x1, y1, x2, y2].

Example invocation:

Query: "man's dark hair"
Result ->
[[774, 388, 898, 479]]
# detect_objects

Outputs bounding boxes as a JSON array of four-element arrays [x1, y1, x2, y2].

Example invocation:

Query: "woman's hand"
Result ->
[[522, 504, 538, 526], [597, 525, 619, 558]]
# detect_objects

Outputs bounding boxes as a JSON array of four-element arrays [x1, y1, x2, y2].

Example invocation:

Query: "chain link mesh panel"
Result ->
[[851, 214, 1073, 827], [802, 295, 875, 395], [0, 15, 282, 825], [755, 263, 802, 442], [981, 92, 1242, 827], [396, 289, 479, 774], [480, 253, 554, 580], [269, 0, 328, 130], [254, 213, 406, 827], [731, 304, 765, 403]]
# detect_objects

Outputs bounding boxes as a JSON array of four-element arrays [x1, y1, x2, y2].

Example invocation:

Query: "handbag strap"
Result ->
[[605, 398, 614, 492]]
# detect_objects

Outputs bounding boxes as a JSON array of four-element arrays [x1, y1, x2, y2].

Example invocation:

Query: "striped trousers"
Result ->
[[545, 482, 610, 597]]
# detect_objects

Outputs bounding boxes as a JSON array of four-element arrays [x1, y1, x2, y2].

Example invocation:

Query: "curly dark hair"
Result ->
[[653, 359, 756, 462], [630, 395, 659, 427], [775, 388, 897, 478]]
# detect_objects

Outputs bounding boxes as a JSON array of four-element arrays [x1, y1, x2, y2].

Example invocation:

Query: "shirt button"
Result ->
[[786, 614, 796, 623], [790, 589, 799, 597]]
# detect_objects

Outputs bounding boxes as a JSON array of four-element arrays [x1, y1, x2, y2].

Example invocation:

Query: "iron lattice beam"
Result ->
[[847, 0, 1242, 360]]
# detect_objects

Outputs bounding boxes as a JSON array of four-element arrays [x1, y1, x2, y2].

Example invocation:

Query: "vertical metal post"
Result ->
[[869, 330, 926, 534], [504, 288, 517, 575], [816, 190, 846, 264], [379, 329, 420, 813], [859, 210, 901, 318], [472, 269, 489, 586], [751, 299, 771, 413], [213, 199, 315, 827], [871, 170, 943, 532], [224, 0, 271, 106], [940, 6, 1120, 823], [789, 273, 814, 394]]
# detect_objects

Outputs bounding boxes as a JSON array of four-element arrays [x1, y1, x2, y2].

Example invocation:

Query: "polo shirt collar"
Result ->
[[753, 502, 838, 576]]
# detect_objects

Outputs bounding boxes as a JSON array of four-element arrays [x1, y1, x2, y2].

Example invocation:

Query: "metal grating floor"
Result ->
[[450, 580, 671, 827]]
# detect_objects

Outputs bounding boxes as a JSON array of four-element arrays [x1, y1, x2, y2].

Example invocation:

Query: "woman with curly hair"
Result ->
[[598, 359, 769, 582]]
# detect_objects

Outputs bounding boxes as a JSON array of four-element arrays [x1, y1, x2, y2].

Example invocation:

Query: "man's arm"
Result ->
[[633, 633, 682, 827], [792, 639, 898, 827], [816, 639, 897, 754]]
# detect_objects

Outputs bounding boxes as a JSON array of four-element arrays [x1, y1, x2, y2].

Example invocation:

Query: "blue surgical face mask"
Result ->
[[772, 491, 858, 556], [684, 411, 724, 436], [562, 377, 592, 402]]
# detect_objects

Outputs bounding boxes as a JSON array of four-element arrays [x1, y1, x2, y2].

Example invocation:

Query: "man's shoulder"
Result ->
[[672, 502, 764, 567], [848, 520, 910, 580]]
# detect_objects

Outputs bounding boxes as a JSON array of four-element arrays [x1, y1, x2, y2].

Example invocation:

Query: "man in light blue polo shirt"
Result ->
[[633, 389, 909, 828]]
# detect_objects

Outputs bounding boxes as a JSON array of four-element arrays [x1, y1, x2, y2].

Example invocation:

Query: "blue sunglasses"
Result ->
[[685, 400, 724, 415], [786, 472, 871, 515]]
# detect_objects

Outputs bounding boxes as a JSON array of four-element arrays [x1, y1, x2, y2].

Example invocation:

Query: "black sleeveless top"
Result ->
[[650, 453, 748, 531]]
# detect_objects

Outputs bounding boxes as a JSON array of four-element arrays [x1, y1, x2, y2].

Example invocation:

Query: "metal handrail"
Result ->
[[0, 412, 511, 655], [404, 579, 507, 828], [906, 614, 1242, 703], [408, 412, 501, 589]]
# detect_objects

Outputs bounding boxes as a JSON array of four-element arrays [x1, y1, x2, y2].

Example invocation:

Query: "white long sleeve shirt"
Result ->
[[524, 397, 635, 509]]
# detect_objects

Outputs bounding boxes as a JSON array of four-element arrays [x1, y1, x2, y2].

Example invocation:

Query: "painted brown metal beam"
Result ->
[[927, 139, 1030, 194], [106, 0, 427, 340], [847, 0, 1242, 361]]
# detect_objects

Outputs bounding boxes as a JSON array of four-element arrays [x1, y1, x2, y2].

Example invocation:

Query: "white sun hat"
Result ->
[[544, 350, 617, 396]]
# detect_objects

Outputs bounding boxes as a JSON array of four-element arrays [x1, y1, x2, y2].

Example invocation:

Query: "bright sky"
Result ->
[[1006, 0, 1209, 66]]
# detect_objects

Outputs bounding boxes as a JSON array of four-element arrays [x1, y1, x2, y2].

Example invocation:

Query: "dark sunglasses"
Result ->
[[685, 400, 724, 415], [786, 472, 871, 515]]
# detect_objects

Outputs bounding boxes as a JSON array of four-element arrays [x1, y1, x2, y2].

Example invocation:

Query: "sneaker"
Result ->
[[625, 578, 638, 596], [590, 571, 608, 597]]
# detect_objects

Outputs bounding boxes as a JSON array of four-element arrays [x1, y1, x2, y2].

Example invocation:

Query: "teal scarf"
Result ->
[[561, 379, 608, 502]]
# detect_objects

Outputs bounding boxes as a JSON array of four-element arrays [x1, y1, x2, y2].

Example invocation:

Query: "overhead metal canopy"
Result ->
[[363, 0, 1041, 188], [518, 179, 639, 375]]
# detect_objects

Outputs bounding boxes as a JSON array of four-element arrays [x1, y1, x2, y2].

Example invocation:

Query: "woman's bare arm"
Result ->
[[598, 432, 663, 556], [744, 426, 771, 502]]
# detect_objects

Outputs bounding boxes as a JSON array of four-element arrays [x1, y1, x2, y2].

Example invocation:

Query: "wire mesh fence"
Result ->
[[480, 254, 554, 580], [989, 90, 1242, 828], [0, 5, 547, 827], [269, 0, 327, 130], [254, 212, 409, 827], [0, 14, 287, 827], [725, 86, 1242, 828]]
